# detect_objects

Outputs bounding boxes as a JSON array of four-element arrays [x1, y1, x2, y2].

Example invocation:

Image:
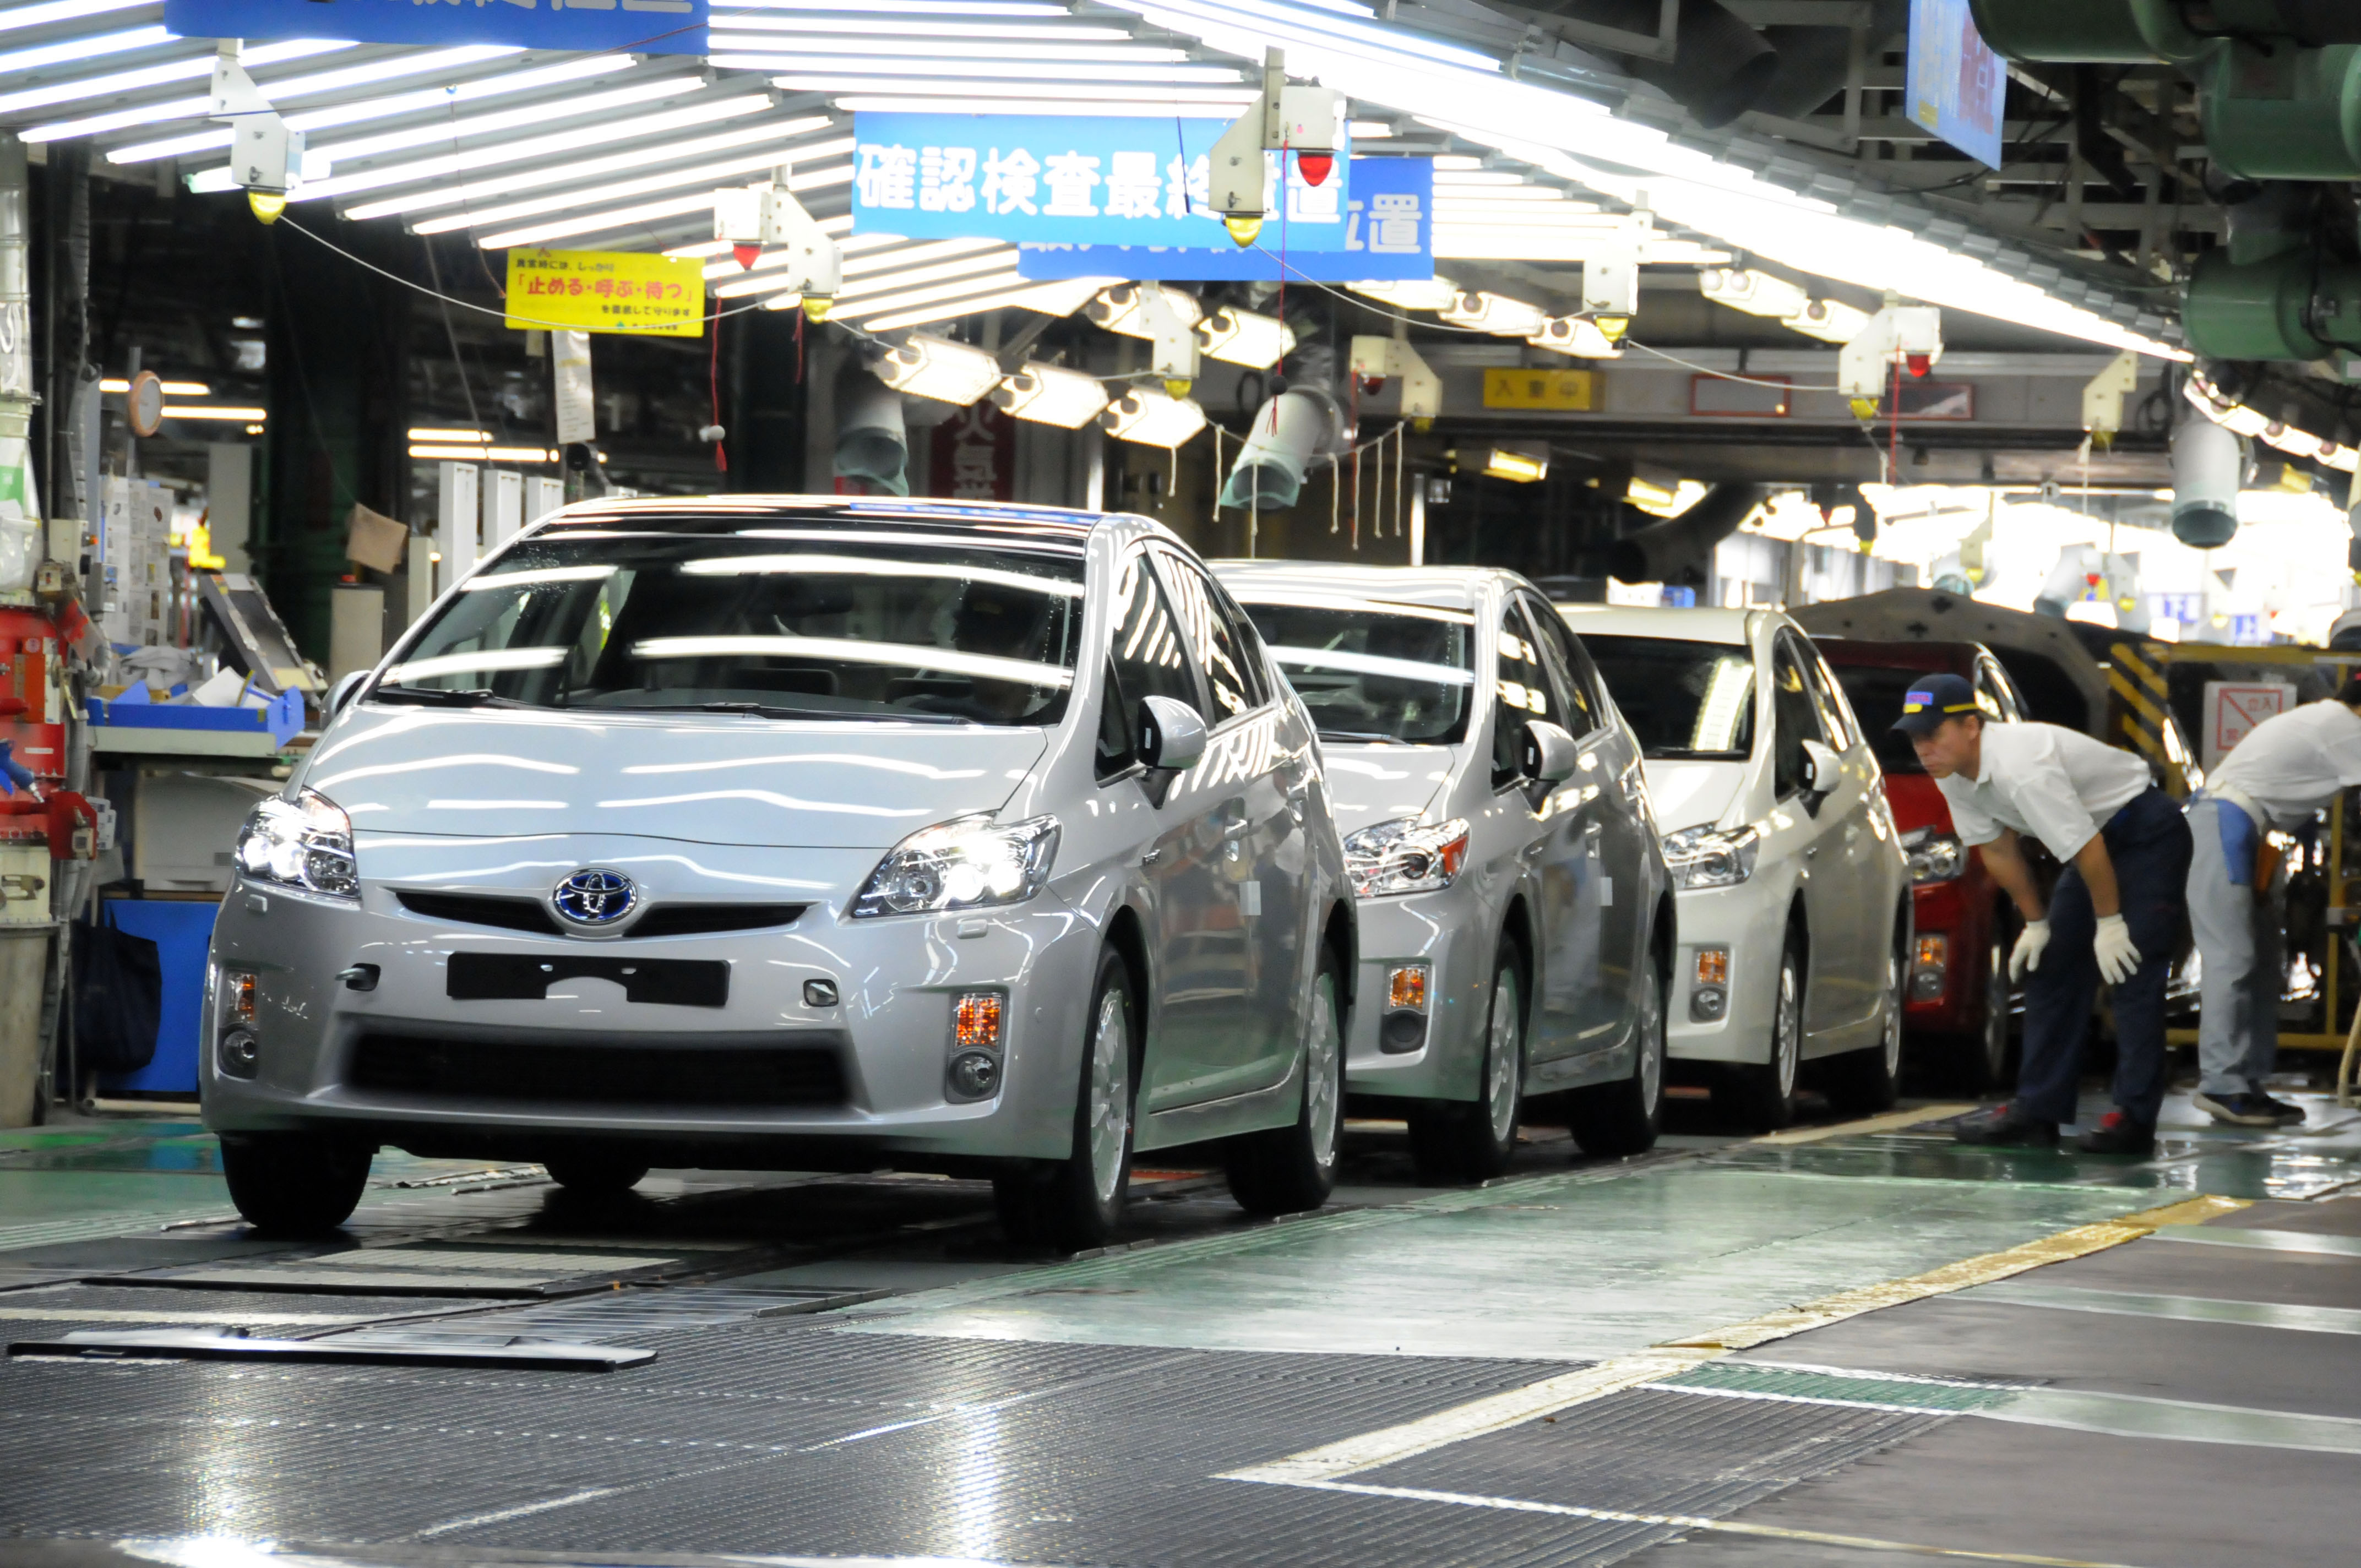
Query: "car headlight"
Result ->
[[852, 813, 1060, 918], [1901, 825, 1965, 885], [235, 788, 358, 901], [1343, 816, 1471, 899], [1662, 824, 1761, 891]]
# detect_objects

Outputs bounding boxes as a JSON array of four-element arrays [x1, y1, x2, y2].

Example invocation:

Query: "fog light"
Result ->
[[1911, 934, 1948, 1000], [1379, 1009, 1427, 1054], [1690, 985, 1728, 1022], [229, 970, 256, 1023], [804, 978, 839, 1008], [1388, 964, 1429, 1012], [217, 1029, 260, 1079], [1693, 947, 1729, 987], [954, 991, 1004, 1049], [948, 1049, 1001, 1099]]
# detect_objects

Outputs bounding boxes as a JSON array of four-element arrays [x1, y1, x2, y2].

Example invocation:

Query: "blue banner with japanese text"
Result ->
[[162, 0, 708, 56], [850, 112, 1353, 249], [1014, 156, 1432, 281]]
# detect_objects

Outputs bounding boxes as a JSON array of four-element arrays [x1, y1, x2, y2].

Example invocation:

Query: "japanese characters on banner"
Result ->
[[1906, 0, 2006, 168], [851, 113, 1353, 249], [1015, 156, 1433, 281], [162, 0, 709, 55], [931, 404, 1014, 503], [503, 248, 705, 338]]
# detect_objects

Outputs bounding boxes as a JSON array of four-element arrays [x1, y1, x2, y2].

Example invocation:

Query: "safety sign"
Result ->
[[503, 248, 705, 337], [2202, 680, 2294, 774], [163, 0, 709, 56]]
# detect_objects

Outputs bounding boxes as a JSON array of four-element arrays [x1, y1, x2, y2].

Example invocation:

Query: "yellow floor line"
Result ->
[[1282, 1479, 2157, 1567], [1754, 1103, 1981, 1146], [1223, 1193, 2250, 1485]]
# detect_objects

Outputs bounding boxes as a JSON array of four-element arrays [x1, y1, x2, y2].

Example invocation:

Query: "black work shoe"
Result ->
[[1954, 1104, 2059, 1147], [2257, 1092, 2308, 1126], [2076, 1111, 2156, 1156], [2194, 1091, 2281, 1128]]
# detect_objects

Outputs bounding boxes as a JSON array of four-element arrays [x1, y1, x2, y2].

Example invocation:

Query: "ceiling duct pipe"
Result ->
[[833, 366, 910, 497], [1750, 1, 1911, 119], [2171, 411, 2245, 548], [1609, 482, 1768, 588], [1542, 1, 1780, 128]]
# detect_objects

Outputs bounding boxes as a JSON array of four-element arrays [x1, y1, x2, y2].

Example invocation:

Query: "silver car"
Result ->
[[1216, 563, 1673, 1181], [204, 498, 1357, 1250]]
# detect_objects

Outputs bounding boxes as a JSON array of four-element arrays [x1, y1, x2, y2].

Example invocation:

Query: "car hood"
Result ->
[[1641, 758, 1749, 832], [1319, 744, 1455, 836], [300, 705, 1046, 849]]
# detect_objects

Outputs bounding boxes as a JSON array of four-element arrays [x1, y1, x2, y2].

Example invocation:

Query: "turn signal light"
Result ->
[[230, 971, 257, 1023], [1388, 964, 1429, 1012], [954, 991, 1004, 1049], [1693, 948, 1729, 987]]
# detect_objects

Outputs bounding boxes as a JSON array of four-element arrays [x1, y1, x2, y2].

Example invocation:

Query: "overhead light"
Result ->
[[876, 334, 1003, 407], [1528, 317, 1622, 359], [1102, 387, 1207, 448], [161, 405, 268, 422], [813, 248, 1014, 304], [1482, 447, 1548, 483], [408, 444, 560, 462], [769, 74, 1253, 100], [409, 427, 491, 443], [1348, 119, 1392, 138], [478, 176, 846, 251], [992, 363, 1110, 428], [103, 376, 210, 396], [1783, 298, 1872, 344], [1088, 284, 1205, 337], [857, 275, 1118, 333], [828, 269, 1030, 324], [1, 0, 150, 35], [1349, 277, 1460, 312], [1700, 267, 1813, 319], [710, 40, 1195, 62], [1440, 291, 1547, 337], [717, 17, 1138, 38], [833, 95, 1246, 117], [0, 25, 168, 78], [415, 135, 847, 237], [1196, 305, 1296, 369], [3, 39, 353, 126]]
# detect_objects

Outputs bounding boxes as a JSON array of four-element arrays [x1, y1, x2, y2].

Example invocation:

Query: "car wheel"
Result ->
[[543, 1153, 651, 1197], [220, 1133, 373, 1237], [1826, 934, 1904, 1117], [995, 947, 1136, 1251], [1567, 949, 1666, 1156], [1714, 929, 1803, 1132], [1956, 914, 2017, 1095], [1407, 943, 1525, 1184], [1227, 941, 1346, 1215]]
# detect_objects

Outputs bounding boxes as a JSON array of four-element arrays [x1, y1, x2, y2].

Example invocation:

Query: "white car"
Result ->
[[1562, 606, 1910, 1129]]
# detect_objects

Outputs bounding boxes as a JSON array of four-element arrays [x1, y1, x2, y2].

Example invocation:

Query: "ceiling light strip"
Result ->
[[358, 119, 839, 224], [412, 134, 851, 235], [3, 37, 354, 122], [0, 0, 150, 36]]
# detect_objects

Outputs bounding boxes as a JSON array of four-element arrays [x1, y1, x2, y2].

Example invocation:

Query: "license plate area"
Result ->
[[448, 952, 730, 1008]]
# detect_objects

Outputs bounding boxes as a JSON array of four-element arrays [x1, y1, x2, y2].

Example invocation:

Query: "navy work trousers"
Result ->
[[2014, 786, 2193, 1128]]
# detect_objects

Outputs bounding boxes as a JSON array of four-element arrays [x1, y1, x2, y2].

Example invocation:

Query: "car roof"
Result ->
[[1211, 560, 1515, 613], [1554, 604, 1762, 644], [1815, 638, 1989, 674], [534, 494, 1159, 550]]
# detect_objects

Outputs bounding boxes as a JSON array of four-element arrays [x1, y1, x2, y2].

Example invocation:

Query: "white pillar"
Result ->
[[329, 584, 384, 680], [405, 533, 434, 627], [204, 443, 252, 574], [1408, 481, 1426, 567], [526, 475, 564, 526], [482, 467, 523, 556], [435, 461, 479, 594]]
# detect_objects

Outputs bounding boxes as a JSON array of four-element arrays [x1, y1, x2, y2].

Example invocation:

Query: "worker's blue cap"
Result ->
[[1891, 672, 1981, 738]]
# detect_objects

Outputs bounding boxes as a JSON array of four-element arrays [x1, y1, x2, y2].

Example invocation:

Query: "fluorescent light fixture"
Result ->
[[1348, 119, 1392, 137], [710, 39, 1193, 61], [1440, 291, 1546, 337], [478, 173, 845, 252], [1, 0, 149, 36], [712, 233, 993, 284], [162, 405, 267, 422], [771, 75, 1254, 102], [407, 132, 847, 235], [758, 246, 1012, 304], [876, 334, 1004, 407], [714, 0, 1077, 14], [1700, 267, 1812, 319], [103, 377, 209, 396], [1785, 298, 1871, 344], [733, 57, 1235, 80], [829, 269, 1029, 323], [409, 428, 491, 443], [1348, 277, 1460, 312], [717, 15, 1133, 35], [1483, 447, 1548, 483], [7, 38, 353, 126], [1196, 305, 1296, 369], [992, 363, 1111, 428], [0, 25, 169, 78], [833, 96, 1244, 116], [1101, 387, 1207, 449], [1089, 284, 1204, 336], [1528, 316, 1622, 359], [409, 444, 559, 462], [855, 275, 1118, 332]]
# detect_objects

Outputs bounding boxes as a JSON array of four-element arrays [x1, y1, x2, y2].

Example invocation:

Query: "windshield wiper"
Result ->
[[1317, 729, 1402, 744], [667, 700, 964, 725], [370, 685, 523, 708]]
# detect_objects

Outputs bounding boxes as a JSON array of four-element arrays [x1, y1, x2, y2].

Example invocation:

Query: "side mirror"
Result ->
[[327, 672, 367, 716], [1800, 738, 1841, 796], [1520, 719, 1579, 790], [1137, 694, 1207, 804]]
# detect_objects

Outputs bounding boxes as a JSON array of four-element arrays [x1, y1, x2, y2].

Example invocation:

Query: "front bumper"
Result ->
[[1342, 877, 1492, 1104], [1664, 879, 1789, 1066], [202, 836, 1101, 1166]]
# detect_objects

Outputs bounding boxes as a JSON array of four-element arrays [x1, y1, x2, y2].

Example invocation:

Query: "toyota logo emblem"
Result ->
[[552, 868, 637, 927]]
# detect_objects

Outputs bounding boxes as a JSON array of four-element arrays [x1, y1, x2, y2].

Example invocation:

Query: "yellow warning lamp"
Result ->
[[1593, 315, 1630, 342], [1163, 377, 1193, 399], [1223, 214, 1263, 249], [247, 191, 287, 224], [802, 295, 834, 324]]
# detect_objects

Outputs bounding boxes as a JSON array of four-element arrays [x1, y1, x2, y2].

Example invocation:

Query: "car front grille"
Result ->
[[346, 1032, 849, 1108], [392, 889, 807, 939]]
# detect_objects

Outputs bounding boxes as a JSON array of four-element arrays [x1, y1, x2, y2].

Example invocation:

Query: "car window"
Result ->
[[1771, 636, 1825, 799], [1830, 661, 1927, 774], [1233, 592, 1475, 745], [1157, 551, 1262, 723], [1100, 551, 1201, 779], [1518, 596, 1600, 737], [1795, 637, 1856, 751], [1493, 605, 1554, 787], [1584, 634, 1755, 760]]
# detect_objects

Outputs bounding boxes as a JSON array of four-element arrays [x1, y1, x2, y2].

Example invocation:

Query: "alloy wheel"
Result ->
[[1485, 967, 1522, 1145], [1087, 988, 1132, 1206]]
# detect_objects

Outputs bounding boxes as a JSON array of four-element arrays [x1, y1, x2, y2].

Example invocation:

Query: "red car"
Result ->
[[1817, 639, 2032, 1092]]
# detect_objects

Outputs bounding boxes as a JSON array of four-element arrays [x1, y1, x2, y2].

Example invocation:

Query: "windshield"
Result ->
[[379, 529, 1085, 726], [1235, 596, 1475, 744], [1584, 634, 1756, 759], [1831, 663, 1931, 773]]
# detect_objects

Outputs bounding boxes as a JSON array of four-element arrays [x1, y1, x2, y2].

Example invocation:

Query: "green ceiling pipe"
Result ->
[[1967, 0, 2204, 63], [2184, 246, 2361, 360], [2203, 42, 2361, 179]]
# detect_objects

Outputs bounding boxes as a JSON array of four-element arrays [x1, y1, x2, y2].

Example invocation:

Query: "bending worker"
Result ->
[[2184, 677, 2361, 1127], [1894, 674, 2193, 1153]]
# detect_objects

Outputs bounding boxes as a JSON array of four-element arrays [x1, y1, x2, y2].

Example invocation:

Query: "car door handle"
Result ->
[[1221, 816, 1250, 838], [1141, 847, 1163, 866]]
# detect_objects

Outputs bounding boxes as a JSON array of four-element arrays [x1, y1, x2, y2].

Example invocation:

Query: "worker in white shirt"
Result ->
[[2184, 678, 2361, 1126], [1893, 674, 2193, 1154]]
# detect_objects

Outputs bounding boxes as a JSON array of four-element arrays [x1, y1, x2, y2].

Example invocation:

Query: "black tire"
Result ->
[[543, 1153, 651, 1197], [1713, 927, 1804, 1131], [1406, 941, 1525, 1183], [1825, 925, 1905, 1117], [1227, 941, 1347, 1215], [1950, 909, 2018, 1094], [1568, 944, 1666, 1156], [994, 947, 1137, 1251], [220, 1133, 373, 1237]]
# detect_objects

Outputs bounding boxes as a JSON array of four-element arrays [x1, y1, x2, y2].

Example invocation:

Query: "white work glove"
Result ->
[[2093, 913, 2142, 987], [2009, 919, 2050, 981]]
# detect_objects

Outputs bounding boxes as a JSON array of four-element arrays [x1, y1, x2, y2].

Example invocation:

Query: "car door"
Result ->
[[1765, 628, 1854, 1039], [1488, 595, 1590, 1066], [1154, 547, 1301, 1093], [1794, 630, 1885, 1030], [1519, 594, 1645, 1067], [1100, 548, 1243, 1114]]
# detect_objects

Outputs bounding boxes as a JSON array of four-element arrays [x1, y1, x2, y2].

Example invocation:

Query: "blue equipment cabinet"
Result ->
[[97, 897, 220, 1095]]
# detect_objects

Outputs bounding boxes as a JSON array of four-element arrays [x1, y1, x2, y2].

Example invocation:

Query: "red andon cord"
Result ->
[[710, 302, 728, 475]]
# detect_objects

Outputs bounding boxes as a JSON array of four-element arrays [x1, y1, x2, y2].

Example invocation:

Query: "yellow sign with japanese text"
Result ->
[[1482, 367, 1595, 410], [504, 248, 705, 337]]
